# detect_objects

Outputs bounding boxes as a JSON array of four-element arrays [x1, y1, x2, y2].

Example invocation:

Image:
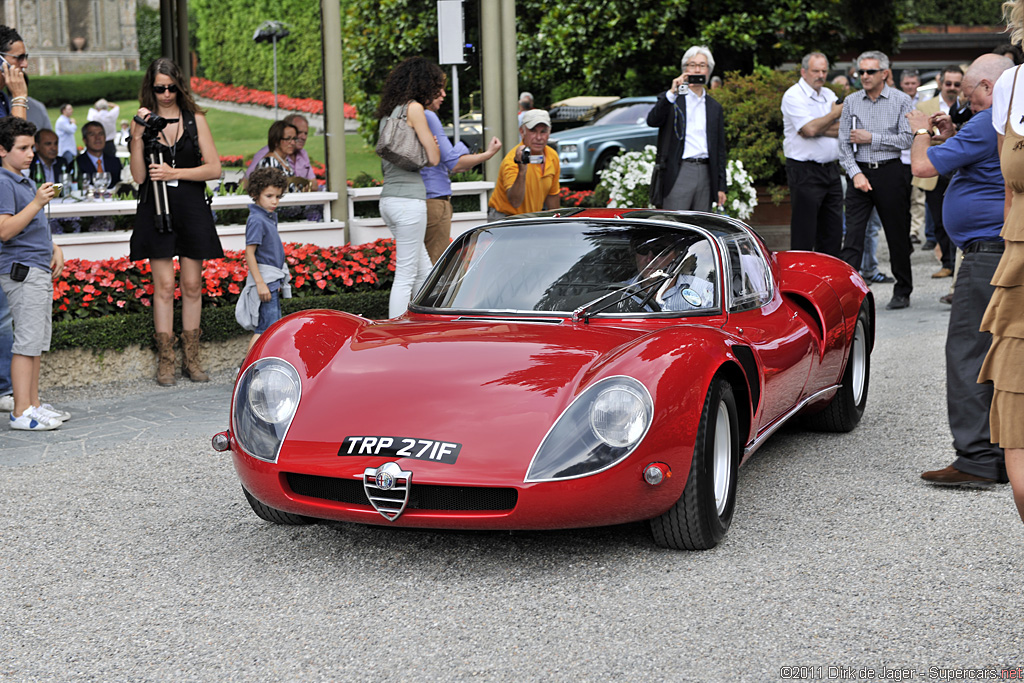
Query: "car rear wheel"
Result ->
[[804, 302, 871, 432], [650, 376, 739, 550], [593, 149, 619, 185], [242, 487, 314, 525]]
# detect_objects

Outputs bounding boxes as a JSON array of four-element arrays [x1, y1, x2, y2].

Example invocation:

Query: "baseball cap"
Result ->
[[520, 109, 551, 130]]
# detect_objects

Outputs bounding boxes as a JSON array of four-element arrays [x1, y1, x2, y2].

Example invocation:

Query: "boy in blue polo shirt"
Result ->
[[0, 116, 67, 430], [236, 166, 290, 351]]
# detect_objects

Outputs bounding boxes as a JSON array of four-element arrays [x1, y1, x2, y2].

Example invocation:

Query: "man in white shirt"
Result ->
[[646, 46, 727, 212], [781, 52, 844, 255]]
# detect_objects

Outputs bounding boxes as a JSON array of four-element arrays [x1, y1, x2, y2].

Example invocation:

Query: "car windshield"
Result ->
[[415, 222, 720, 316], [590, 102, 654, 126]]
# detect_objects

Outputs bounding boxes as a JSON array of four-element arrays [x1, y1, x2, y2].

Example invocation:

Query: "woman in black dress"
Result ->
[[129, 58, 223, 386]]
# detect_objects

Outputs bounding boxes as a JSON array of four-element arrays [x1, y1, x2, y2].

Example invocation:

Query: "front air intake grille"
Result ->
[[285, 473, 518, 511]]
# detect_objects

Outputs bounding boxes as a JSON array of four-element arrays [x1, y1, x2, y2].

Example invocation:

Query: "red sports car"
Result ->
[[214, 209, 873, 550]]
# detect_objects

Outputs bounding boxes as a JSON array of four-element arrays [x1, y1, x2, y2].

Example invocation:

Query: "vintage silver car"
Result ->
[[548, 96, 657, 187]]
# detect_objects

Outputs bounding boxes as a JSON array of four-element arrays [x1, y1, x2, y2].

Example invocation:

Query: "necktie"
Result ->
[[97, 157, 103, 173]]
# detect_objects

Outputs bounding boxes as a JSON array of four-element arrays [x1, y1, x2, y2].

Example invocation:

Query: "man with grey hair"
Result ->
[[781, 51, 844, 255], [838, 50, 915, 310], [909, 54, 1012, 487], [646, 45, 727, 211]]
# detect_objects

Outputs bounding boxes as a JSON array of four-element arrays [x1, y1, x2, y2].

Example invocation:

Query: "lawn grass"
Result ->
[[46, 101, 382, 180]]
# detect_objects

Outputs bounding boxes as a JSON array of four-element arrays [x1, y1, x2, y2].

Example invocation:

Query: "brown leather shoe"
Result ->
[[939, 293, 954, 305], [921, 465, 998, 488], [154, 332, 177, 386], [180, 329, 210, 382], [931, 267, 953, 279]]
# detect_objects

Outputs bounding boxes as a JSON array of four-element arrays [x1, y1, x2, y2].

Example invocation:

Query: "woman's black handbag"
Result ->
[[375, 103, 429, 171]]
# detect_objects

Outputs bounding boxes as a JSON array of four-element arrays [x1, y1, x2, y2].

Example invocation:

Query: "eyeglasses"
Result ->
[[281, 136, 297, 142], [943, 81, 962, 87], [152, 84, 179, 94], [858, 69, 882, 77], [0, 52, 29, 64], [685, 62, 709, 70]]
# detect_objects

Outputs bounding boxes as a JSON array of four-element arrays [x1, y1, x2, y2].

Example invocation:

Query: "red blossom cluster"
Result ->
[[220, 155, 246, 167], [53, 240, 395, 321], [559, 188, 599, 207], [191, 77, 358, 119]]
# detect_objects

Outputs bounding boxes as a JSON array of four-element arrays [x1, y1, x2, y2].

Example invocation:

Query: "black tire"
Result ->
[[650, 377, 740, 550], [593, 149, 619, 185], [804, 302, 871, 432], [242, 487, 314, 525]]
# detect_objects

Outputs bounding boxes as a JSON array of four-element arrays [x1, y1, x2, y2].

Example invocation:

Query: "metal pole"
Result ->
[[176, 0, 190, 79], [452, 65, 460, 147], [159, 0, 174, 60], [273, 35, 279, 120], [480, 2, 502, 181], [500, 0, 519, 152], [320, 0, 349, 236]]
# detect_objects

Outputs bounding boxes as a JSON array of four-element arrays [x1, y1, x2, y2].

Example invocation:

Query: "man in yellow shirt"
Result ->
[[488, 109, 560, 220]]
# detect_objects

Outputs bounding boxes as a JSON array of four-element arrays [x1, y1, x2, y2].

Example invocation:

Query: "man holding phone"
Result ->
[[0, 24, 30, 416], [646, 46, 727, 211]]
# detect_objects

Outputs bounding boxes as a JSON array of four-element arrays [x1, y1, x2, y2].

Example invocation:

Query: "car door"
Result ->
[[719, 234, 815, 429]]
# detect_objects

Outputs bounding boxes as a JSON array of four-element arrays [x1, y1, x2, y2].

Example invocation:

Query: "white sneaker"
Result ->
[[0, 394, 13, 413], [10, 406, 61, 431], [38, 403, 70, 422]]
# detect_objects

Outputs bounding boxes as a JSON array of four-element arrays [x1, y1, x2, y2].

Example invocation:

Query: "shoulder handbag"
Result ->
[[375, 103, 430, 172]]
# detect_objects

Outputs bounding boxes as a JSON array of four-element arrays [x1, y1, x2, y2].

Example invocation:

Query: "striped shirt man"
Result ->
[[838, 83, 913, 178]]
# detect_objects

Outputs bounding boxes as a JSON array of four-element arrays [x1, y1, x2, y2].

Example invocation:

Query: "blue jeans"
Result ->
[[860, 208, 882, 277], [0, 285, 12, 396]]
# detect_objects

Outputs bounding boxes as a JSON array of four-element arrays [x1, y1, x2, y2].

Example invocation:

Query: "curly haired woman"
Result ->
[[376, 57, 442, 318]]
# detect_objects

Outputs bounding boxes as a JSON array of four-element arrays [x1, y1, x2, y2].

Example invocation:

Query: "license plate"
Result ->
[[339, 436, 462, 465]]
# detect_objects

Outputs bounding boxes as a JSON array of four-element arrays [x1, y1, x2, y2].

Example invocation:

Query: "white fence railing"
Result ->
[[51, 181, 494, 260], [346, 181, 492, 246], [51, 192, 343, 260]]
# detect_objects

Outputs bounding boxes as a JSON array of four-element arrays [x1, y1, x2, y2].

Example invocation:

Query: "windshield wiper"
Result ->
[[571, 270, 672, 323]]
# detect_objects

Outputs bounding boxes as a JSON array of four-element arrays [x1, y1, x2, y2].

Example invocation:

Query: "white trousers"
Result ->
[[380, 196, 433, 318]]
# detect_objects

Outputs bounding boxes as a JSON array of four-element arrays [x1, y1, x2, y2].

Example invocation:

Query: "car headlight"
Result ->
[[233, 358, 301, 462], [525, 376, 653, 482], [559, 143, 579, 158]]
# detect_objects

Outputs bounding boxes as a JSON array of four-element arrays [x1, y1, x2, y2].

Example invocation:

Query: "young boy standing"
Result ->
[[236, 167, 290, 350], [0, 116, 67, 430]]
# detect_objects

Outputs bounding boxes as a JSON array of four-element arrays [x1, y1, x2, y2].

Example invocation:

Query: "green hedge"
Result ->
[[51, 290, 389, 352], [32, 72, 145, 108]]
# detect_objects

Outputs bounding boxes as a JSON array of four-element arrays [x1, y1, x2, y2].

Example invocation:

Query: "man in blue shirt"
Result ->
[[420, 86, 502, 263], [908, 54, 1013, 488]]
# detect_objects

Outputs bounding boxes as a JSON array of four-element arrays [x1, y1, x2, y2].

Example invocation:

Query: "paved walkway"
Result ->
[[0, 376, 234, 467]]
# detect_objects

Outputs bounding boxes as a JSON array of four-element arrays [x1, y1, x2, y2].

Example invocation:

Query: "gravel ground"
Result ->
[[1, 244, 1021, 682]]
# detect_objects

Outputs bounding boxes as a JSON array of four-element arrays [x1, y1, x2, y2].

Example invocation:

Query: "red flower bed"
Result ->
[[53, 240, 395, 321], [191, 77, 358, 119], [220, 155, 246, 167], [559, 187, 600, 207]]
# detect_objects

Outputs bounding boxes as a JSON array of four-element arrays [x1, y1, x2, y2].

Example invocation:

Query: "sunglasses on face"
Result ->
[[858, 69, 882, 77], [281, 136, 297, 142], [0, 52, 28, 63], [152, 84, 179, 94], [944, 81, 961, 87]]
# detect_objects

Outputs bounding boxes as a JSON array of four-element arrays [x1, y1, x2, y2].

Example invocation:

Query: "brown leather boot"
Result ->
[[154, 332, 177, 386], [180, 329, 210, 382]]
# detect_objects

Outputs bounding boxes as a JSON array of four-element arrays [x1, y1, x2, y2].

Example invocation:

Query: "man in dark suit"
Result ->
[[75, 120, 121, 180], [646, 45, 727, 211], [29, 128, 68, 184]]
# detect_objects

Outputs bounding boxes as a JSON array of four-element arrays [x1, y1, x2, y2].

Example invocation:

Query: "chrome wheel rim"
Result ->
[[850, 318, 867, 405], [712, 401, 732, 516]]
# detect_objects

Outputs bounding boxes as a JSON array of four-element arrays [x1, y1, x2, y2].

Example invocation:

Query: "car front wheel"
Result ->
[[242, 487, 314, 525], [804, 301, 871, 432], [650, 376, 739, 550]]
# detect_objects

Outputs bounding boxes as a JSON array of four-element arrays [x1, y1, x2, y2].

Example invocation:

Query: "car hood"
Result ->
[[279, 317, 654, 480], [549, 123, 653, 146]]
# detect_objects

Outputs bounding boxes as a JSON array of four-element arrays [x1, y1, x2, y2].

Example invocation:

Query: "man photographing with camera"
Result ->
[[487, 109, 560, 220], [647, 46, 727, 212]]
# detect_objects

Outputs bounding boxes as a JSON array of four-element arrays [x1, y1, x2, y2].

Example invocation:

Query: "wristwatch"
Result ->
[[914, 128, 932, 137]]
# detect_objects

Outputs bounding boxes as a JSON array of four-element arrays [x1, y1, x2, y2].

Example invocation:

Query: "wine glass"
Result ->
[[81, 173, 94, 201], [93, 172, 111, 200]]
